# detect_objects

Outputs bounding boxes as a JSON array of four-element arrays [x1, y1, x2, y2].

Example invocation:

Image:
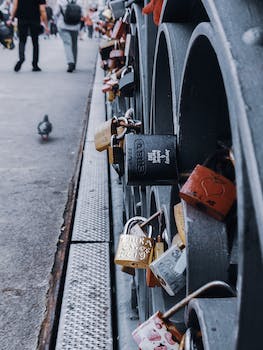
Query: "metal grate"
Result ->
[[55, 244, 113, 350], [72, 142, 110, 242]]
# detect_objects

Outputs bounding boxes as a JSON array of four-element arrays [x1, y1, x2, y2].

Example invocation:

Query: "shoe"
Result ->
[[67, 63, 74, 73], [32, 66, 42, 72], [14, 60, 24, 72]]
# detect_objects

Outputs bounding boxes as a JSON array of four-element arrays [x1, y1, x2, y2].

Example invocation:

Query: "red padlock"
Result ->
[[179, 164, 236, 221]]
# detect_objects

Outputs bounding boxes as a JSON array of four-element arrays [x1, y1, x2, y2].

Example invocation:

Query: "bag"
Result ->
[[61, 0, 82, 25], [38, 24, 45, 35], [50, 21, 58, 35], [0, 22, 15, 49]]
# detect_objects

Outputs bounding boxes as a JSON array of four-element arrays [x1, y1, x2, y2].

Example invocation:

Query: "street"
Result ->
[[0, 34, 98, 349]]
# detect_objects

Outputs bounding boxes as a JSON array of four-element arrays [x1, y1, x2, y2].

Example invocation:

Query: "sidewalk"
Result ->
[[0, 35, 98, 350]]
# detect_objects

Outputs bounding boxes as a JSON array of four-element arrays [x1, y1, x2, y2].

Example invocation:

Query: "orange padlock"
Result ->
[[146, 235, 163, 288], [179, 164, 236, 221]]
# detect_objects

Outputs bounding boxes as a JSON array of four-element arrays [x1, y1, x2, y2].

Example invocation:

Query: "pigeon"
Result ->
[[37, 115, 52, 140]]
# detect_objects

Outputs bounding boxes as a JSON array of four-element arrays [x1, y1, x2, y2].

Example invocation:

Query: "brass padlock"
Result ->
[[149, 242, 186, 296], [94, 118, 117, 152], [132, 281, 234, 350], [174, 203, 186, 246], [115, 211, 162, 269]]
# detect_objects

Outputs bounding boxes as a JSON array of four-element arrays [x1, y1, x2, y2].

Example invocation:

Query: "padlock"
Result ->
[[107, 58, 118, 70], [111, 9, 129, 39], [149, 242, 186, 296], [132, 281, 235, 350], [101, 79, 119, 93], [114, 211, 162, 268], [99, 39, 116, 60], [125, 134, 178, 186], [119, 66, 134, 97], [109, 0, 126, 20], [179, 164, 236, 221], [124, 33, 135, 62], [108, 134, 124, 164], [109, 48, 124, 59], [174, 203, 186, 246], [146, 235, 164, 288], [107, 90, 116, 102], [94, 118, 117, 152]]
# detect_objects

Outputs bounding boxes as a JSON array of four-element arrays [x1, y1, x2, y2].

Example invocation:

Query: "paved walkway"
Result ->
[[0, 35, 98, 350]]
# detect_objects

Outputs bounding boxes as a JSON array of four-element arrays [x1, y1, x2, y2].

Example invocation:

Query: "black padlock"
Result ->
[[125, 134, 178, 186], [109, 0, 126, 20], [119, 66, 134, 97]]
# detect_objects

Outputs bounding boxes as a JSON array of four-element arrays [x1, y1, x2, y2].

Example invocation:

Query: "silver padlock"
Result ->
[[149, 245, 186, 296]]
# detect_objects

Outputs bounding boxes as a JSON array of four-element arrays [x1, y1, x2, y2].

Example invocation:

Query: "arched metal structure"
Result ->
[[113, 0, 263, 348]]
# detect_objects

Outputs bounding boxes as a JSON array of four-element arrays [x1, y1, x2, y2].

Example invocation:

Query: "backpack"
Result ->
[[61, 0, 82, 25]]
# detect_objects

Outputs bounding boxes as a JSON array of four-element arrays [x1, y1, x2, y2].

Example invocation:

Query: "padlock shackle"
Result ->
[[116, 116, 128, 140], [124, 107, 134, 120], [162, 281, 235, 320], [123, 216, 147, 235], [140, 209, 163, 229]]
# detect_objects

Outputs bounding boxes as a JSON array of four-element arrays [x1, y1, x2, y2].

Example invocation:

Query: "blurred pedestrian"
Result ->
[[54, 0, 83, 73], [7, 0, 49, 72], [84, 8, 94, 39]]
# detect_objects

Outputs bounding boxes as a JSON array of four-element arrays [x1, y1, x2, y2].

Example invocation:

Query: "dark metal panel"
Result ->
[[160, 0, 208, 23], [187, 298, 237, 350], [184, 202, 229, 294], [151, 23, 194, 134]]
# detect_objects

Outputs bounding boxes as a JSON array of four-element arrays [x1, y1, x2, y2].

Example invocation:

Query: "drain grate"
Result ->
[[71, 142, 110, 242], [55, 243, 112, 350]]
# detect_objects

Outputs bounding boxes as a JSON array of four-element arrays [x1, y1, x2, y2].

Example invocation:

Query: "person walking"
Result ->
[[8, 0, 49, 72], [54, 0, 83, 73], [84, 8, 94, 39]]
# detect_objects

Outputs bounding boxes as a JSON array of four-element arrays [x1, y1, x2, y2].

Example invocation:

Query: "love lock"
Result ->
[[94, 117, 118, 152], [179, 148, 236, 221], [109, 0, 126, 20], [179, 164, 236, 221], [149, 241, 186, 296], [119, 66, 134, 97], [99, 39, 116, 60], [114, 210, 162, 268], [132, 281, 235, 350], [125, 134, 178, 186]]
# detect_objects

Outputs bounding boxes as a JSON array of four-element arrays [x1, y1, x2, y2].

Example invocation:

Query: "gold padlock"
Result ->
[[115, 211, 162, 269], [107, 90, 116, 102], [174, 203, 186, 246], [94, 118, 116, 152]]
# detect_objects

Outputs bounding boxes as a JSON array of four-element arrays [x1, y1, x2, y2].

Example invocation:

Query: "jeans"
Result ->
[[58, 29, 78, 65], [17, 20, 40, 67]]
